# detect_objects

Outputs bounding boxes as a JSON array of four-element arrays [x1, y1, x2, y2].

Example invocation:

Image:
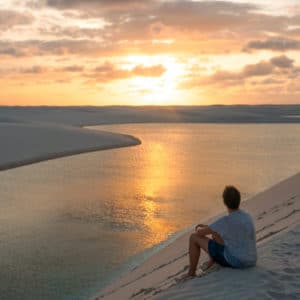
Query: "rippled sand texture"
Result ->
[[155, 225, 300, 300]]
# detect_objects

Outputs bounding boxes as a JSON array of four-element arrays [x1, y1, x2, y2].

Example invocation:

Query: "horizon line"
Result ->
[[1, 104, 300, 108]]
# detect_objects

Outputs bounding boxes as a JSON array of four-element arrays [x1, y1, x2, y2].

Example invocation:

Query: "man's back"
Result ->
[[209, 210, 257, 268]]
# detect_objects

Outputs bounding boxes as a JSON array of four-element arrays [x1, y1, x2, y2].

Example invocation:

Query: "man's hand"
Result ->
[[194, 224, 224, 243], [195, 225, 214, 237], [195, 223, 207, 232]]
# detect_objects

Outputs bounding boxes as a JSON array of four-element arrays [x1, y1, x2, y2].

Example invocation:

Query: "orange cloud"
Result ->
[[181, 55, 298, 89], [244, 37, 300, 52], [0, 9, 34, 31], [86, 62, 166, 82]]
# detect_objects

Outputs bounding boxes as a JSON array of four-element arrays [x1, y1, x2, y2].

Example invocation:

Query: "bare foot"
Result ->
[[175, 273, 195, 283]]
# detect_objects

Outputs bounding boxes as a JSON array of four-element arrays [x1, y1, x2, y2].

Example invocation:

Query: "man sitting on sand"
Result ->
[[187, 186, 257, 277]]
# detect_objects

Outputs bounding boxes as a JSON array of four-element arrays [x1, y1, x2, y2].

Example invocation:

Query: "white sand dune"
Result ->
[[0, 122, 140, 171], [96, 172, 300, 300], [156, 225, 300, 300]]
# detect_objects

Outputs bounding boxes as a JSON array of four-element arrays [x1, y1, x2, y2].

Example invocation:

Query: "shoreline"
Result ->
[[0, 122, 141, 172], [1, 109, 299, 172], [95, 172, 300, 299], [1, 121, 298, 172], [0, 141, 141, 172]]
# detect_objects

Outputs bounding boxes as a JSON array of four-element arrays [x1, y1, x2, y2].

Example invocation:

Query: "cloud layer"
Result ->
[[0, 9, 34, 30], [1, 0, 300, 105], [244, 37, 300, 51]]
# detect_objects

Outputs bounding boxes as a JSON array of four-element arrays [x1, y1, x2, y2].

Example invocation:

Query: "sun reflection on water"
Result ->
[[137, 141, 177, 246]]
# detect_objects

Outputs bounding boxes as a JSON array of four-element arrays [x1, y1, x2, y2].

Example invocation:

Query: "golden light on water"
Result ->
[[142, 142, 168, 197], [138, 141, 176, 244]]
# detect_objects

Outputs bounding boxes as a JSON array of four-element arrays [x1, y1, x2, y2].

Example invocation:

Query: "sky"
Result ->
[[0, 0, 300, 106]]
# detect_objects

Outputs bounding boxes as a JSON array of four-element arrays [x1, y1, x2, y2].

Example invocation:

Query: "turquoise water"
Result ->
[[0, 124, 300, 300]]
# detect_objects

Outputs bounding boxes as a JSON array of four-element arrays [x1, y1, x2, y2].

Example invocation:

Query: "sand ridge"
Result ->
[[0, 122, 141, 171]]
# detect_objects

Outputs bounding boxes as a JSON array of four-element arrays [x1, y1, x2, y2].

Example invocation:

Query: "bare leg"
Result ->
[[205, 233, 225, 270], [204, 258, 215, 270], [188, 234, 210, 276]]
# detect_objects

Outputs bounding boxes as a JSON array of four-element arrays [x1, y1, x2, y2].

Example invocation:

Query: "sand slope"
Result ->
[[156, 225, 300, 300], [96, 172, 300, 300], [0, 122, 140, 171]]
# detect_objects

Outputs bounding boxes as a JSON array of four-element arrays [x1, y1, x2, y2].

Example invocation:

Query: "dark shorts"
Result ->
[[208, 240, 232, 267]]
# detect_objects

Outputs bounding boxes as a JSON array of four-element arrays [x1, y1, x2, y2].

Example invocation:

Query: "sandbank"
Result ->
[[0, 122, 140, 171]]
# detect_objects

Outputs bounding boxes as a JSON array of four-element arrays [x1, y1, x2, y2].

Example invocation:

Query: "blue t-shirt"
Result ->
[[209, 210, 257, 268]]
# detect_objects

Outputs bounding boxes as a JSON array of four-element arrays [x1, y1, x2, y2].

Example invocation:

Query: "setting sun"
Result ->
[[126, 55, 185, 105]]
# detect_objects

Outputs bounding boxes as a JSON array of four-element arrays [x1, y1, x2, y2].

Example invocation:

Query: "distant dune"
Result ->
[[1, 105, 300, 126]]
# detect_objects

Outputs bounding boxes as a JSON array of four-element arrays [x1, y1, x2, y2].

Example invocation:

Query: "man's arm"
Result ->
[[196, 226, 224, 244]]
